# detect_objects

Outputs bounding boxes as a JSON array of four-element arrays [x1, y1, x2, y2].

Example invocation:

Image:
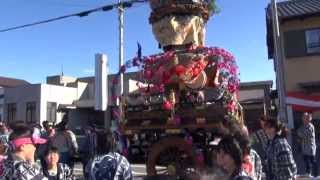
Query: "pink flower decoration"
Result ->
[[230, 66, 237, 75], [228, 84, 237, 93]]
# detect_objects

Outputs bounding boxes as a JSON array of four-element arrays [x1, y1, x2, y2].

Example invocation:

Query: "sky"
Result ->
[[0, 0, 275, 84]]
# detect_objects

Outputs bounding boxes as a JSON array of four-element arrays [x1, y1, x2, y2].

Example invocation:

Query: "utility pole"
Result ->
[[118, 0, 124, 123], [271, 0, 287, 123]]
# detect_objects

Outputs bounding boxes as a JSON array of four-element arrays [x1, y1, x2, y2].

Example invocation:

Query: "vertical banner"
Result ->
[[95, 54, 108, 111]]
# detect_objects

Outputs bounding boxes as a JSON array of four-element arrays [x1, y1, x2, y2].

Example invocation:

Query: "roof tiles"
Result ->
[[266, 0, 320, 59], [272, 0, 320, 20]]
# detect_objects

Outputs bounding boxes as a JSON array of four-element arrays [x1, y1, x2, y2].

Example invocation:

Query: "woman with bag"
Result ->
[[51, 120, 78, 172]]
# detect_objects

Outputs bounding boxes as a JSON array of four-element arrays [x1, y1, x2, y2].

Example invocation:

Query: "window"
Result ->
[[47, 102, 57, 123], [284, 28, 320, 58], [7, 103, 16, 122], [306, 29, 320, 54], [26, 102, 36, 123], [284, 30, 307, 57]]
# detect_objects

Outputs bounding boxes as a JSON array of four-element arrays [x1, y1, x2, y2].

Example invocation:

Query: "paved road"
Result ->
[[73, 162, 320, 180]]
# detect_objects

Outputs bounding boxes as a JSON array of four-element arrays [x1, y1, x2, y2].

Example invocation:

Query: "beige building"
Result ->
[[266, 0, 320, 128], [239, 81, 273, 132]]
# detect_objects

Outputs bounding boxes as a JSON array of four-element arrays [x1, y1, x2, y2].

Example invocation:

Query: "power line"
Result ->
[[0, 0, 148, 33]]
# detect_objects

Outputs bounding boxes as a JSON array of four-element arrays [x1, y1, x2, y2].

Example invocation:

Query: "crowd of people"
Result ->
[[0, 118, 132, 180], [0, 112, 317, 180]]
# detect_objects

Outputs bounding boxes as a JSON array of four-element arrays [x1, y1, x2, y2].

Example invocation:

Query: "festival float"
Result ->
[[111, 0, 242, 177]]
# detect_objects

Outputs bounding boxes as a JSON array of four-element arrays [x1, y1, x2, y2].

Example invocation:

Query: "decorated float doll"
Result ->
[[132, 0, 241, 123], [110, 1, 243, 176]]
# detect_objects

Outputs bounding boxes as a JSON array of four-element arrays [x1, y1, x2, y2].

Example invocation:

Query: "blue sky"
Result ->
[[0, 0, 274, 84]]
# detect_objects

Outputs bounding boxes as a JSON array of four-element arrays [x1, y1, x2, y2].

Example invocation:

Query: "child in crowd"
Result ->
[[43, 146, 73, 180]]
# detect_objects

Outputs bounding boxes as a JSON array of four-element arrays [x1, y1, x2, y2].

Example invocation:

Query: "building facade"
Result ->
[[267, 0, 320, 129], [239, 81, 273, 132], [0, 76, 30, 122], [4, 83, 78, 125]]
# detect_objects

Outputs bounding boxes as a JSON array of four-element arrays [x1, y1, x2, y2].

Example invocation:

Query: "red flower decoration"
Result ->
[[174, 65, 187, 76], [163, 100, 173, 110]]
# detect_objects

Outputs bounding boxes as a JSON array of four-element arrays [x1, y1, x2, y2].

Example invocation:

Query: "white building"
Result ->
[[4, 83, 78, 125], [0, 76, 30, 122], [2, 54, 141, 129], [4, 75, 140, 126]]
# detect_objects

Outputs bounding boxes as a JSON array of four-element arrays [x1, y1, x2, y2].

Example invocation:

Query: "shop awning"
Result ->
[[286, 92, 320, 112]]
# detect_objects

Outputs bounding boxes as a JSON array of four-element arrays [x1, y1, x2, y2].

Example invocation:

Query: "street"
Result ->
[[72, 162, 320, 180]]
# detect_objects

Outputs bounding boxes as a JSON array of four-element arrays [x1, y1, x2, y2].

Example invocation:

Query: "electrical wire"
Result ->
[[0, 0, 148, 33]]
